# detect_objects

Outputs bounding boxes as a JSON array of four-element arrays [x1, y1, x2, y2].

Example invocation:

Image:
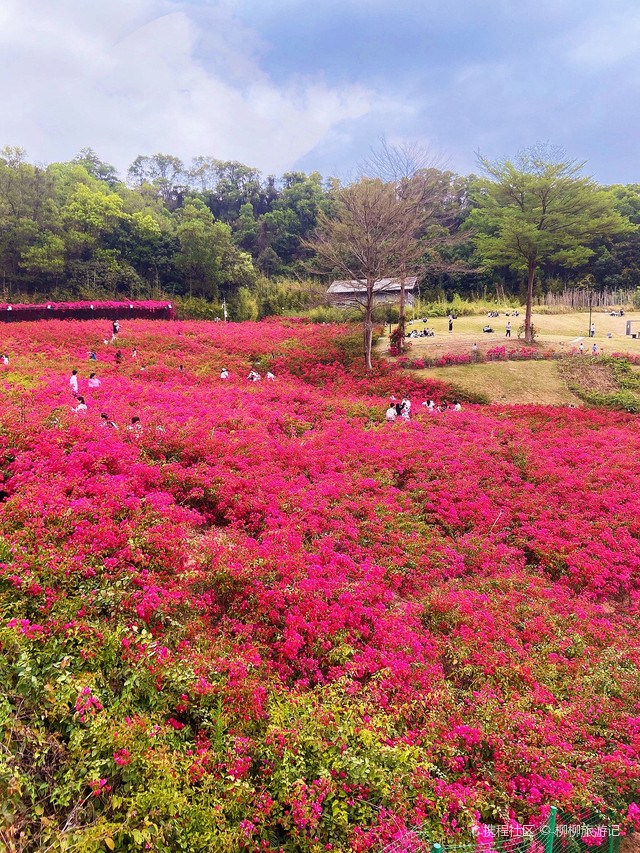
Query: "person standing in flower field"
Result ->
[[506, 321, 511, 338], [69, 369, 79, 396], [2, 353, 8, 366], [592, 342, 597, 355], [385, 404, 397, 422], [220, 367, 229, 380]]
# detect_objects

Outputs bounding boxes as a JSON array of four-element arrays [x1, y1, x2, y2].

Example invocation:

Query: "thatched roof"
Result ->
[[328, 277, 418, 294]]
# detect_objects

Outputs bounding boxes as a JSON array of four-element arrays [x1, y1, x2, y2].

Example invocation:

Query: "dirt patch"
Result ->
[[557, 361, 620, 395], [620, 834, 640, 853]]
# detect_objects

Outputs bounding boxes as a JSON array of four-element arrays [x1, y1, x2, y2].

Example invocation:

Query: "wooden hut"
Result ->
[[327, 277, 418, 308]]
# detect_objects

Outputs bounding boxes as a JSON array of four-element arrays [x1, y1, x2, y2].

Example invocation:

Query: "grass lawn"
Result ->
[[415, 360, 581, 405], [377, 308, 640, 405], [383, 309, 640, 351]]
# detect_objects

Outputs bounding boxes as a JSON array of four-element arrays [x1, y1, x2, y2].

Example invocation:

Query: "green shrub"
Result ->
[[228, 287, 259, 322], [414, 294, 521, 317], [173, 296, 224, 321], [607, 357, 640, 391]]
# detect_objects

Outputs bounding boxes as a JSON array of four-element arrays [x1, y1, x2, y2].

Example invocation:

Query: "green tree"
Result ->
[[0, 147, 55, 225], [63, 183, 126, 237], [197, 160, 266, 222], [470, 145, 631, 343], [175, 200, 256, 299], [71, 148, 120, 186], [234, 202, 259, 255], [585, 184, 640, 292], [128, 154, 185, 208], [19, 233, 65, 279], [228, 285, 258, 321]]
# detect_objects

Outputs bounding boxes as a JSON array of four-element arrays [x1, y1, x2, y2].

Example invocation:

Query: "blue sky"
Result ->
[[1, 0, 638, 184]]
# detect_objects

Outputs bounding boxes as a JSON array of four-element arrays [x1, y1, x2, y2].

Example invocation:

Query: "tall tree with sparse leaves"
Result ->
[[470, 145, 631, 343], [309, 178, 424, 370]]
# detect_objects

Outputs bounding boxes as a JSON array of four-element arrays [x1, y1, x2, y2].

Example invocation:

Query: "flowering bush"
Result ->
[[0, 319, 638, 850], [436, 352, 472, 367], [507, 347, 540, 360], [0, 299, 174, 312], [0, 299, 174, 322], [486, 346, 508, 361], [611, 352, 640, 365]]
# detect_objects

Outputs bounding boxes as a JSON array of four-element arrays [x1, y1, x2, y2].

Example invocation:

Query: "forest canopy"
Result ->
[[1, 145, 639, 311]]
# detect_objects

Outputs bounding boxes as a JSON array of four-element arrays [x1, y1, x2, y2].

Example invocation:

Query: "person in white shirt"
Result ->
[[2, 354, 9, 366], [248, 369, 261, 382], [453, 400, 462, 412], [266, 371, 275, 381], [100, 413, 118, 429], [69, 370, 79, 395], [88, 372, 101, 389], [220, 368, 229, 380], [385, 405, 397, 422], [73, 396, 87, 413]]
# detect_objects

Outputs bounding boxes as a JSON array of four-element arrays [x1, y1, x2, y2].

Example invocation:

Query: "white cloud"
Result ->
[[566, 9, 640, 68], [0, 0, 379, 175]]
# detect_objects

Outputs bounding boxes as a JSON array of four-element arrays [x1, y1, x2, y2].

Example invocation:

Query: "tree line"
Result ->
[[0, 144, 639, 327]]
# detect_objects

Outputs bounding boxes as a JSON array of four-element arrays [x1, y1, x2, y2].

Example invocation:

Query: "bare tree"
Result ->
[[362, 136, 445, 183], [361, 139, 460, 349], [308, 178, 425, 370]]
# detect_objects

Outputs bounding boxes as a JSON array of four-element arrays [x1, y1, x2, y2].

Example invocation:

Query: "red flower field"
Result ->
[[0, 318, 638, 852]]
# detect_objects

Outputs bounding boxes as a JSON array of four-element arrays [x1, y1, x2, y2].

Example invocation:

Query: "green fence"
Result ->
[[381, 807, 627, 853]]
